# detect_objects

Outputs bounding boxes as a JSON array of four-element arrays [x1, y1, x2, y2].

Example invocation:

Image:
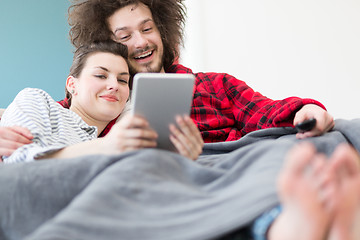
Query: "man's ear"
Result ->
[[66, 75, 76, 94]]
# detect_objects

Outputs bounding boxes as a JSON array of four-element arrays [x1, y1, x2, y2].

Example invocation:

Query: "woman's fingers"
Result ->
[[169, 115, 204, 160], [110, 114, 204, 159]]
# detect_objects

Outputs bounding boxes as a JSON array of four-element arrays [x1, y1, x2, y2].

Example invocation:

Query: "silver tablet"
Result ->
[[130, 73, 195, 152]]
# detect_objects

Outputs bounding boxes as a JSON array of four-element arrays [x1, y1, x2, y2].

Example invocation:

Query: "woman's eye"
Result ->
[[95, 75, 106, 79], [143, 27, 152, 32], [117, 79, 128, 84]]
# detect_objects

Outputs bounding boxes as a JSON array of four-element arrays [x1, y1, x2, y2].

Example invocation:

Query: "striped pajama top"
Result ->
[[0, 88, 98, 163]]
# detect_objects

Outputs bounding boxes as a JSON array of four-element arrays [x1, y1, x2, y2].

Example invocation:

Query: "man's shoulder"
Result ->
[[167, 64, 243, 87], [168, 64, 234, 78], [166, 63, 193, 74]]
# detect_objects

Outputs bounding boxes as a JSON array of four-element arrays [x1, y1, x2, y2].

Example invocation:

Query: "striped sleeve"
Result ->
[[0, 88, 95, 163]]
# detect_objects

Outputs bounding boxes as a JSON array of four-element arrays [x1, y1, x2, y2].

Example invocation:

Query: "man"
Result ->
[[0, 0, 334, 159]]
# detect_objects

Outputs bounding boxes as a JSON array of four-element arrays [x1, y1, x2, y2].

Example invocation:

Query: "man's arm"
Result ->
[[192, 71, 333, 141], [0, 126, 33, 160], [0, 88, 73, 163], [0, 96, 71, 161]]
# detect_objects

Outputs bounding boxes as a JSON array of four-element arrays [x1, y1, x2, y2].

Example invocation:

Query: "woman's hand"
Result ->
[[101, 114, 158, 153], [36, 115, 158, 160], [169, 115, 204, 160], [293, 104, 335, 139]]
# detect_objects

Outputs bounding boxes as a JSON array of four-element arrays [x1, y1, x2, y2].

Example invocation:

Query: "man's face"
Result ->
[[108, 3, 165, 75]]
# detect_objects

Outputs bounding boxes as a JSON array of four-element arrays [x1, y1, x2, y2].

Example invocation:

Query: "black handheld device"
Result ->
[[295, 118, 317, 132]]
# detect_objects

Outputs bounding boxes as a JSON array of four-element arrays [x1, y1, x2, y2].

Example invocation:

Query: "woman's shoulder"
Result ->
[[16, 87, 51, 98], [15, 88, 56, 105], [5, 88, 61, 117], [1, 88, 57, 127]]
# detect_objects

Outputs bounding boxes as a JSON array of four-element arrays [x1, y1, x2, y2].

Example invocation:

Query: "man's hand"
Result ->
[[0, 126, 33, 160], [293, 104, 334, 139]]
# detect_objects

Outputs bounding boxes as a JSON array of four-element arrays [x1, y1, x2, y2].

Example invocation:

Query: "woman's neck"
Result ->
[[70, 106, 108, 136]]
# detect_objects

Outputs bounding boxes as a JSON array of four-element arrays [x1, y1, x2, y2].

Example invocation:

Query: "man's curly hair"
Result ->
[[68, 0, 186, 70]]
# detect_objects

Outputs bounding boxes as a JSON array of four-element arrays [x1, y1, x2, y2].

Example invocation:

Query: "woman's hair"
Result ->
[[66, 40, 128, 106], [68, 0, 186, 70]]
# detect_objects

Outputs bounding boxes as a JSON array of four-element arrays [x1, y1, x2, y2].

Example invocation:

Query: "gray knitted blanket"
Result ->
[[0, 119, 359, 240]]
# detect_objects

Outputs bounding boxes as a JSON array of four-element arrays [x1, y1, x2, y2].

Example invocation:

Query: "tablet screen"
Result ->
[[130, 73, 195, 152]]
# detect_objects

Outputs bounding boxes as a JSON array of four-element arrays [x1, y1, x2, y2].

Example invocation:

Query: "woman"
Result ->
[[0, 40, 203, 163]]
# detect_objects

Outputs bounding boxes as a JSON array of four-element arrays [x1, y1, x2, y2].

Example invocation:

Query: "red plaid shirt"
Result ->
[[58, 63, 326, 142]]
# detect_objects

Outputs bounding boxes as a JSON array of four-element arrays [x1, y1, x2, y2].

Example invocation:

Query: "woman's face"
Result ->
[[69, 52, 130, 123]]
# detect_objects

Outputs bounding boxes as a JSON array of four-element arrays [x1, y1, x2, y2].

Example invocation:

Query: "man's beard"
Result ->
[[128, 59, 163, 76], [128, 45, 164, 75], [128, 59, 163, 90]]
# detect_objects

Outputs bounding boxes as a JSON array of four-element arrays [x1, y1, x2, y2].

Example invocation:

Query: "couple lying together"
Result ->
[[0, 39, 359, 240], [0, 0, 359, 238]]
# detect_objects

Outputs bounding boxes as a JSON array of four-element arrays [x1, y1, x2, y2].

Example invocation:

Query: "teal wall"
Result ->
[[0, 0, 73, 108]]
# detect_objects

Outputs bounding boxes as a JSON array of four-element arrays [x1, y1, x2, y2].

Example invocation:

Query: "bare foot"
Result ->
[[327, 144, 360, 240], [268, 142, 331, 240]]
